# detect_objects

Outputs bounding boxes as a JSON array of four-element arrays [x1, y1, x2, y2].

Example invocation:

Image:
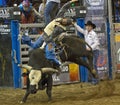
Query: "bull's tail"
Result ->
[[41, 68, 58, 73], [85, 42, 93, 51], [79, 38, 92, 51]]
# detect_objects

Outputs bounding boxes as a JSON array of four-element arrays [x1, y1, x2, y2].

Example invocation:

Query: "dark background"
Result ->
[[0, 24, 13, 87]]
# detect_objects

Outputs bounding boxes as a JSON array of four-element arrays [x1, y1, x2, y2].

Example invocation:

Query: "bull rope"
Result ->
[[58, 41, 68, 60]]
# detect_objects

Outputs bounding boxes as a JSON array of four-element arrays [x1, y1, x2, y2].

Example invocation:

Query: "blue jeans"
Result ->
[[93, 50, 99, 72], [92, 50, 99, 84], [44, 1, 59, 25]]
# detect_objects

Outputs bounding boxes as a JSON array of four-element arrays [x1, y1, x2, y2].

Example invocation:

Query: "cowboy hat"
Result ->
[[85, 21, 96, 29]]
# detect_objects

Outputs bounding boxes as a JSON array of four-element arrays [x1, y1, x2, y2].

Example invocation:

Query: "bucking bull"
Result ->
[[19, 49, 59, 103], [54, 35, 98, 78], [19, 34, 98, 103]]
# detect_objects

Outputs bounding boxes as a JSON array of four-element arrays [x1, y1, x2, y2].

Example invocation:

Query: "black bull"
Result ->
[[20, 49, 59, 103], [54, 35, 98, 78]]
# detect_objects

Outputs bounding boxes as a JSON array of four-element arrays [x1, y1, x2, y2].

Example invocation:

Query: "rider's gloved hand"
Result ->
[[21, 35, 31, 46]]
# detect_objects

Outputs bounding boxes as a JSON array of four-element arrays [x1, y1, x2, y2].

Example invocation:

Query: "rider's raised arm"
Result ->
[[32, 7, 41, 17], [56, 0, 78, 18], [73, 22, 85, 35]]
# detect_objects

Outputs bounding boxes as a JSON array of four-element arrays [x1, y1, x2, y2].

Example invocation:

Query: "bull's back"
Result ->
[[28, 49, 53, 69], [63, 36, 87, 54]]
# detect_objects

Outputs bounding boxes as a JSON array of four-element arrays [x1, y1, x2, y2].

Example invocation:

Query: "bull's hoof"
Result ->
[[20, 101, 25, 104]]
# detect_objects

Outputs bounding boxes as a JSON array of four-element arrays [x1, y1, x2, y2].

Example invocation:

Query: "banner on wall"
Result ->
[[113, 0, 120, 23], [0, 7, 21, 20], [114, 32, 120, 73], [0, 23, 13, 87], [0, 7, 11, 19], [113, 23, 120, 73], [0, 24, 10, 35], [84, 0, 107, 16], [52, 63, 80, 85]]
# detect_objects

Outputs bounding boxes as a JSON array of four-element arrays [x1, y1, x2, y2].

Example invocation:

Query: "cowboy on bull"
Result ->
[[22, 0, 78, 67]]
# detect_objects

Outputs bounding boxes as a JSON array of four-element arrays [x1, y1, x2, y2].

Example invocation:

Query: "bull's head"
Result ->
[[19, 64, 58, 94], [29, 70, 41, 94]]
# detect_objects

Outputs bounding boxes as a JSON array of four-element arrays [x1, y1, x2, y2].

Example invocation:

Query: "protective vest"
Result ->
[[44, 18, 66, 36]]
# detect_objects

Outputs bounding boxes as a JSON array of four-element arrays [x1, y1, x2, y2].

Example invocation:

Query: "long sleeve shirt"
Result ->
[[74, 23, 100, 50], [38, 3, 45, 17]]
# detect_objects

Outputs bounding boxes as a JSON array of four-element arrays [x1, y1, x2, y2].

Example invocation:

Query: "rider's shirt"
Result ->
[[44, 18, 66, 36]]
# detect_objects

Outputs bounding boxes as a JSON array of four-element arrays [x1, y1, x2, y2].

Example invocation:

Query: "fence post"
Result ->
[[11, 20, 21, 88], [108, 0, 116, 79]]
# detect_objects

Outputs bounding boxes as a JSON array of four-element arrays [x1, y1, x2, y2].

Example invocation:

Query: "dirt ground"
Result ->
[[0, 79, 120, 105]]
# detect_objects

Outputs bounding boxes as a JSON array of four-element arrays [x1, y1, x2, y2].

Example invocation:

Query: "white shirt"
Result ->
[[46, 0, 60, 4], [74, 23, 100, 50]]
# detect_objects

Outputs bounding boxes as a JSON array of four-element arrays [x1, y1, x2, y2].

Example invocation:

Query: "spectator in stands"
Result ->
[[38, 0, 46, 20], [44, 0, 60, 25], [18, 0, 41, 23], [37, 0, 46, 22]]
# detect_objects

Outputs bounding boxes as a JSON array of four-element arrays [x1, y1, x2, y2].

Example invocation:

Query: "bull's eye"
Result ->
[[32, 77, 34, 79]]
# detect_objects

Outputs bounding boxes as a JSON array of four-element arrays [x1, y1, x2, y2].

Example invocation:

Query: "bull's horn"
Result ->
[[18, 64, 32, 71], [41, 68, 58, 73]]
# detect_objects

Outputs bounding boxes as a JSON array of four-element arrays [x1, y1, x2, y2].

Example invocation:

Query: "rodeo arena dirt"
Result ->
[[1, 79, 120, 105]]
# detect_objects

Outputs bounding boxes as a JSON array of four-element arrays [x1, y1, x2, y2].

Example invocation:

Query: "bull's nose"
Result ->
[[30, 85, 37, 94]]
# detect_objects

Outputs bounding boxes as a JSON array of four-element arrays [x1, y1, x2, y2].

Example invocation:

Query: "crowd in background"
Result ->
[[0, 0, 70, 24]]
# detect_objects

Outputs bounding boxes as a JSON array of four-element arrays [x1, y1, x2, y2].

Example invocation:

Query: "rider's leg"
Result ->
[[31, 35, 44, 49], [22, 35, 44, 49], [48, 58, 61, 76]]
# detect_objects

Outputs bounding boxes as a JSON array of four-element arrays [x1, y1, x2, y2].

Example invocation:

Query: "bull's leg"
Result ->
[[75, 57, 92, 71], [46, 75, 53, 101], [75, 55, 97, 79], [76, 49, 98, 79], [20, 90, 30, 103], [20, 75, 30, 103]]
